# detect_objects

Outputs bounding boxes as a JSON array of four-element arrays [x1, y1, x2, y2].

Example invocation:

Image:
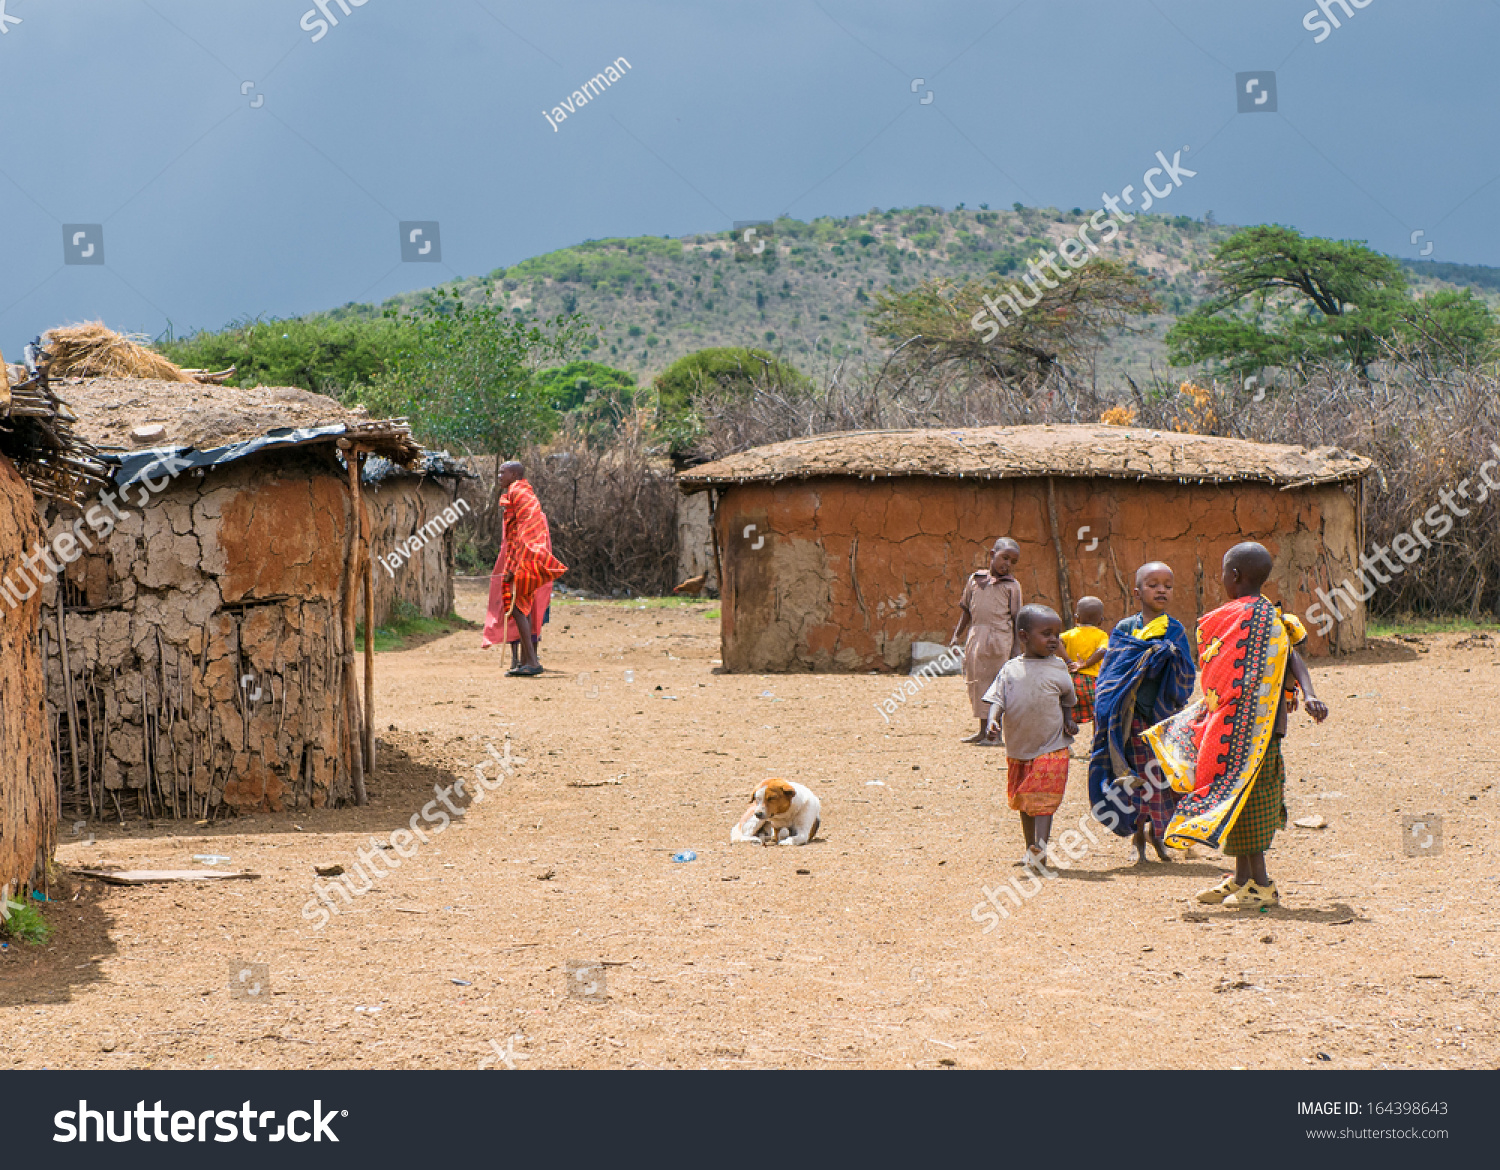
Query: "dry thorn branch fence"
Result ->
[[453, 359, 1500, 618]]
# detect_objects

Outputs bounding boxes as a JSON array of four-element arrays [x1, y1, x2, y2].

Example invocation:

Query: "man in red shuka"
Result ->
[[495, 461, 567, 677]]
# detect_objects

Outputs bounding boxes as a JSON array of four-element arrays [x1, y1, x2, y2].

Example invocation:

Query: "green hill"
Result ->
[[260, 207, 1500, 388], [314, 206, 1240, 383]]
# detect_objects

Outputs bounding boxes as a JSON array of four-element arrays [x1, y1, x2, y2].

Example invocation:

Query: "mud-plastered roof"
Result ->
[[678, 424, 1371, 493], [52, 378, 413, 453]]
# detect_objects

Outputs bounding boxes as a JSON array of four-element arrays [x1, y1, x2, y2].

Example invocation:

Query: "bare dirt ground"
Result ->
[[3, 584, 1497, 1069]]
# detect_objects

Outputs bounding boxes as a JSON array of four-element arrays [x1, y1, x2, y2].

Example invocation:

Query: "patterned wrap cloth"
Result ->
[[1071, 671, 1098, 723], [482, 531, 553, 648], [1221, 738, 1287, 856], [1007, 748, 1070, 817], [497, 478, 567, 621], [1125, 714, 1178, 838], [1086, 614, 1197, 838], [1147, 595, 1294, 851]]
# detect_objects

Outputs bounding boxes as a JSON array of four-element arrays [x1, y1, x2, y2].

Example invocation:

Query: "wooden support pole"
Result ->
[[338, 439, 368, 806], [358, 451, 376, 776], [1045, 477, 1074, 622], [706, 487, 724, 599]]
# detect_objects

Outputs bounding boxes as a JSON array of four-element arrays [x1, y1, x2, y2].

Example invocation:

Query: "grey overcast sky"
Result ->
[[2, 0, 1497, 355]]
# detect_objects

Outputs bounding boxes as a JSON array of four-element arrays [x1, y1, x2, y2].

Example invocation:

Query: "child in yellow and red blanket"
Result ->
[[1147, 543, 1329, 909], [1086, 565, 1197, 865], [1060, 596, 1109, 726]]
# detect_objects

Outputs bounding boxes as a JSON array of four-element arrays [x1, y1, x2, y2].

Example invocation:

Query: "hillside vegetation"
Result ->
[[164, 205, 1500, 392], [360, 206, 1231, 383]]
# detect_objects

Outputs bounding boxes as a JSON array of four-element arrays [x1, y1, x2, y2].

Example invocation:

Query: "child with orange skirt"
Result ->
[[983, 604, 1078, 870]]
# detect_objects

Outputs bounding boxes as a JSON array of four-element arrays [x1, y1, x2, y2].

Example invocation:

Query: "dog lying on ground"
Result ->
[[730, 778, 821, 846]]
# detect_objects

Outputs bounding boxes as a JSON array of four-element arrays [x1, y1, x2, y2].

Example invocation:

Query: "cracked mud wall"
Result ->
[[0, 453, 53, 892], [676, 491, 716, 593], [715, 476, 1364, 672], [363, 479, 459, 625], [39, 450, 365, 819]]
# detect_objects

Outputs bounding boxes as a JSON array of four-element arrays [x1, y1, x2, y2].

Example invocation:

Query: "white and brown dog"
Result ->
[[730, 779, 821, 847]]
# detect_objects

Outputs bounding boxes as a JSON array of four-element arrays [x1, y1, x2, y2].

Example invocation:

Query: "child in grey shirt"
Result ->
[[984, 604, 1078, 870]]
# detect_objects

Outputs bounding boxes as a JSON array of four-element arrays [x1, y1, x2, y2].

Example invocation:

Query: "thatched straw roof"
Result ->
[[53, 378, 419, 465], [678, 425, 1371, 493]]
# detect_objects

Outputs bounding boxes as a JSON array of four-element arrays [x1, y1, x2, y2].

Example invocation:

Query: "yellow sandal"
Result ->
[[1195, 876, 1243, 904], [1224, 880, 1279, 909]]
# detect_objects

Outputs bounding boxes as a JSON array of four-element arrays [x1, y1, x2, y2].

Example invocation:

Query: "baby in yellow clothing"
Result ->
[[1059, 596, 1109, 725]]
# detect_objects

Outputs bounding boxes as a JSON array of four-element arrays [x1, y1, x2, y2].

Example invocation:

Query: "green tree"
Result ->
[[1166, 225, 1495, 381], [530, 360, 638, 441], [362, 288, 593, 458], [653, 347, 810, 452]]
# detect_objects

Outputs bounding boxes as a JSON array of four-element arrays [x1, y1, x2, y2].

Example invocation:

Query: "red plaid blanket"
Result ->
[[500, 478, 566, 617]]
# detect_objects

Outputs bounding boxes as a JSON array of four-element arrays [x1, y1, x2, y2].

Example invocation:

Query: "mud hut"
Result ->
[[363, 450, 473, 626], [31, 376, 421, 821], [0, 353, 107, 892], [679, 424, 1372, 672]]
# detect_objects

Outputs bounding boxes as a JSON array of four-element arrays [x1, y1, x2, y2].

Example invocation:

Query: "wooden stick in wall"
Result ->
[[1045, 477, 1074, 621], [55, 588, 83, 815]]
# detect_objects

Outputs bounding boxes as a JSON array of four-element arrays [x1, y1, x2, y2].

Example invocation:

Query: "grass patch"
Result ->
[[0, 897, 52, 945], [547, 594, 719, 610], [357, 599, 474, 652], [1369, 615, 1500, 638], [603, 596, 716, 609], [704, 608, 720, 620]]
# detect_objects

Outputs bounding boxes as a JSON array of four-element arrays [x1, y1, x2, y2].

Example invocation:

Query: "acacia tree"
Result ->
[[866, 262, 1157, 394], [1166, 225, 1494, 382]]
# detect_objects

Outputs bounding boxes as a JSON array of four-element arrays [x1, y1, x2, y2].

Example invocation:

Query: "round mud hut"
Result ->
[[363, 450, 473, 627], [678, 424, 1372, 672], [26, 375, 423, 822], [0, 356, 107, 892]]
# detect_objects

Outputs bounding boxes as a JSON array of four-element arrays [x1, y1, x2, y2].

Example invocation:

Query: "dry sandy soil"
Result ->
[[3, 583, 1497, 1070]]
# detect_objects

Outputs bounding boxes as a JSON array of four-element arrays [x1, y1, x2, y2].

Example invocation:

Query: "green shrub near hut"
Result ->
[[654, 347, 811, 454]]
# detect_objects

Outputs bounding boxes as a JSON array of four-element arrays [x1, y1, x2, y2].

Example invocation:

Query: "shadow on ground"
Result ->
[[0, 874, 118, 1007]]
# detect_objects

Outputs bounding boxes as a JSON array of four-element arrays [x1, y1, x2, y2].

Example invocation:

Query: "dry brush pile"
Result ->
[[641, 357, 1500, 618], [457, 417, 679, 597], [443, 337, 1500, 618], [1121, 367, 1500, 621]]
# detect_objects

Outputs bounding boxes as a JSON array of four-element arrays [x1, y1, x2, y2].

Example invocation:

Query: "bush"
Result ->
[[0, 898, 51, 945], [157, 316, 410, 396], [653, 346, 811, 454]]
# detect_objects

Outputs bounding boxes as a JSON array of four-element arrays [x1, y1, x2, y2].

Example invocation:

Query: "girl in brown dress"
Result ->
[[951, 538, 1023, 743]]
